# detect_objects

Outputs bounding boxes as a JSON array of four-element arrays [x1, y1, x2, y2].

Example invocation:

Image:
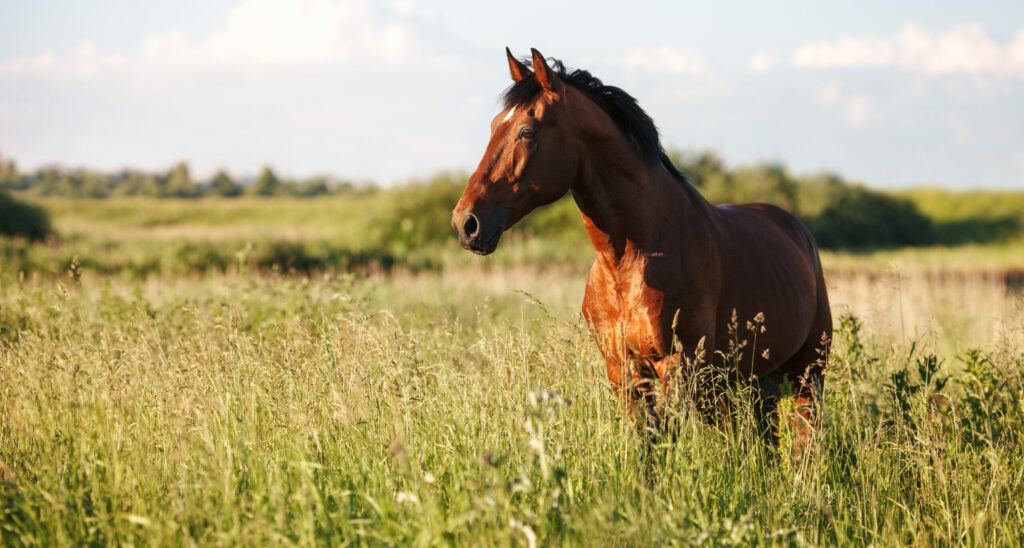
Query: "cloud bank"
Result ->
[[0, 0, 443, 79], [750, 23, 1024, 77]]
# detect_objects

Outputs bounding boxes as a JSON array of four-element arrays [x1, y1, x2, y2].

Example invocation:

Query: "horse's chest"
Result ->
[[582, 265, 668, 359]]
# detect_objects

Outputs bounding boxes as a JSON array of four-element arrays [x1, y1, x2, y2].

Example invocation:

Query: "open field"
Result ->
[[2, 197, 1024, 545]]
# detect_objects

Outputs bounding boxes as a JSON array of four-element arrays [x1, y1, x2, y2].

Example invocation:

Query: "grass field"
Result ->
[[2, 197, 1023, 545]]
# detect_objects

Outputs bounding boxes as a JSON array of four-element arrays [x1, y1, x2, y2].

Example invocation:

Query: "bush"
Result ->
[[0, 190, 52, 240], [515, 195, 584, 243], [371, 174, 465, 253], [798, 177, 935, 249]]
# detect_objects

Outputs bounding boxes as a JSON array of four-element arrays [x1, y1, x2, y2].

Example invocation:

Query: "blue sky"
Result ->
[[1, 0, 1023, 189]]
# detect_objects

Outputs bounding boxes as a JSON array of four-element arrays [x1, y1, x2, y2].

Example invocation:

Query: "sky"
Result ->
[[1, 0, 1023, 189]]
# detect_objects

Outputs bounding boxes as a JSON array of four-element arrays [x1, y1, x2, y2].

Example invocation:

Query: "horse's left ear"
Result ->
[[531, 48, 560, 93]]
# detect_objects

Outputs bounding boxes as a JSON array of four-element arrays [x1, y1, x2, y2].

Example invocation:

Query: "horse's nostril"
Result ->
[[463, 214, 479, 238]]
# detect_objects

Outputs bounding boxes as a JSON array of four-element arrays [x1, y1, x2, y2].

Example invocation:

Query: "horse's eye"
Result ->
[[519, 127, 535, 140]]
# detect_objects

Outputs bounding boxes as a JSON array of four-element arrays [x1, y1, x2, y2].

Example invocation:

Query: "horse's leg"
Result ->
[[777, 315, 831, 455], [780, 350, 824, 455], [650, 352, 683, 437], [605, 356, 660, 441], [630, 352, 688, 443]]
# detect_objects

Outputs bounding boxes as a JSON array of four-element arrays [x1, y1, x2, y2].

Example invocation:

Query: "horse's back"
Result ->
[[716, 202, 818, 256]]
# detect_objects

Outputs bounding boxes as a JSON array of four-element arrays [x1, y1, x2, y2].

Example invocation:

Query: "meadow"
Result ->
[[1, 194, 1023, 546]]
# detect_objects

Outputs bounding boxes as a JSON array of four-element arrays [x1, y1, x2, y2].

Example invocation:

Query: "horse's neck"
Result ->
[[571, 152, 714, 270]]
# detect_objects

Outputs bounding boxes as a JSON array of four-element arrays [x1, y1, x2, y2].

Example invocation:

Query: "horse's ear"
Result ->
[[531, 48, 558, 92], [506, 47, 529, 82]]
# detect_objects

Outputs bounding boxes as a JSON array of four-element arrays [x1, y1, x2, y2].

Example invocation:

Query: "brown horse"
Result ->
[[452, 48, 831, 442]]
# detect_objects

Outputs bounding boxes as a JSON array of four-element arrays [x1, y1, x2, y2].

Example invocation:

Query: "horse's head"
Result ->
[[452, 48, 579, 255]]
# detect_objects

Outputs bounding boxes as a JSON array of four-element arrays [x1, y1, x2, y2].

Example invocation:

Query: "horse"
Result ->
[[452, 48, 831, 445]]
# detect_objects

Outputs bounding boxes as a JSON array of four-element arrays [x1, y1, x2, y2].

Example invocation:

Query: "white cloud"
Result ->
[[746, 52, 778, 73], [0, 52, 53, 75], [741, 51, 778, 73], [1, 0, 428, 77], [815, 84, 841, 107], [143, 0, 416, 67], [607, 45, 708, 75], [793, 34, 891, 69], [1010, 29, 1024, 73], [0, 42, 127, 78], [811, 85, 870, 128], [391, 0, 435, 20], [790, 22, 1024, 77]]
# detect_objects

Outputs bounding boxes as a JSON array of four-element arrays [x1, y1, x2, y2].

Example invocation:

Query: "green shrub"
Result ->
[[516, 195, 585, 244], [371, 173, 465, 253], [799, 178, 935, 249], [0, 190, 52, 240]]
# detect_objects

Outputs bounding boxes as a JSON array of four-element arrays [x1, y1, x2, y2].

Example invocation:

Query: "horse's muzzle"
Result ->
[[452, 208, 504, 255]]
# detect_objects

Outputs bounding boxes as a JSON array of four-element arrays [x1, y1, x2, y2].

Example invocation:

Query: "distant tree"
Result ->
[[793, 173, 846, 218], [77, 172, 111, 198], [334, 179, 357, 194], [0, 160, 23, 190], [140, 174, 167, 197], [206, 170, 241, 197], [111, 170, 147, 196], [278, 179, 299, 197], [57, 172, 83, 197], [726, 163, 798, 211], [166, 162, 199, 198], [669, 149, 726, 190], [26, 167, 62, 196], [246, 167, 283, 196], [294, 177, 329, 197]]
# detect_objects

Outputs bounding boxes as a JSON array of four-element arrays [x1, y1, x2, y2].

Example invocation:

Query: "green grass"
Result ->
[[1, 266, 1023, 546]]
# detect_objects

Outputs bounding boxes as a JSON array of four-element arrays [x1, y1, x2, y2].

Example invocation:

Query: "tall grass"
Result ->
[[1, 265, 1022, 545]]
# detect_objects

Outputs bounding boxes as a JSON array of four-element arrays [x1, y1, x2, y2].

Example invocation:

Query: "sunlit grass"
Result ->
[[1, 266, 1022, 546]]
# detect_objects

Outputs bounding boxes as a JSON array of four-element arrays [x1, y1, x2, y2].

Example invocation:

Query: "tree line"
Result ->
[[0, 152, 993, 250], [0, 161, 363, 198]]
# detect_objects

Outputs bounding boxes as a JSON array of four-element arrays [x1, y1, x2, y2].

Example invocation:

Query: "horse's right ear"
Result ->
[[506, 47, 529, 82]]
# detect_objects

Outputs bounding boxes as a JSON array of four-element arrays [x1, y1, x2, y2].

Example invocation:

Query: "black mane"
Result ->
[[501, 57, 689, 182]]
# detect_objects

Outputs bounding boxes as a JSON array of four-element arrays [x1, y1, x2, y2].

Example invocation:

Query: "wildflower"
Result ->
[[395, 491, 419, 504]]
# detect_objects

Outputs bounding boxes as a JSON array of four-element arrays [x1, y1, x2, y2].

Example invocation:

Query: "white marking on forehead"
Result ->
[[502, 106, 516, 123]]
